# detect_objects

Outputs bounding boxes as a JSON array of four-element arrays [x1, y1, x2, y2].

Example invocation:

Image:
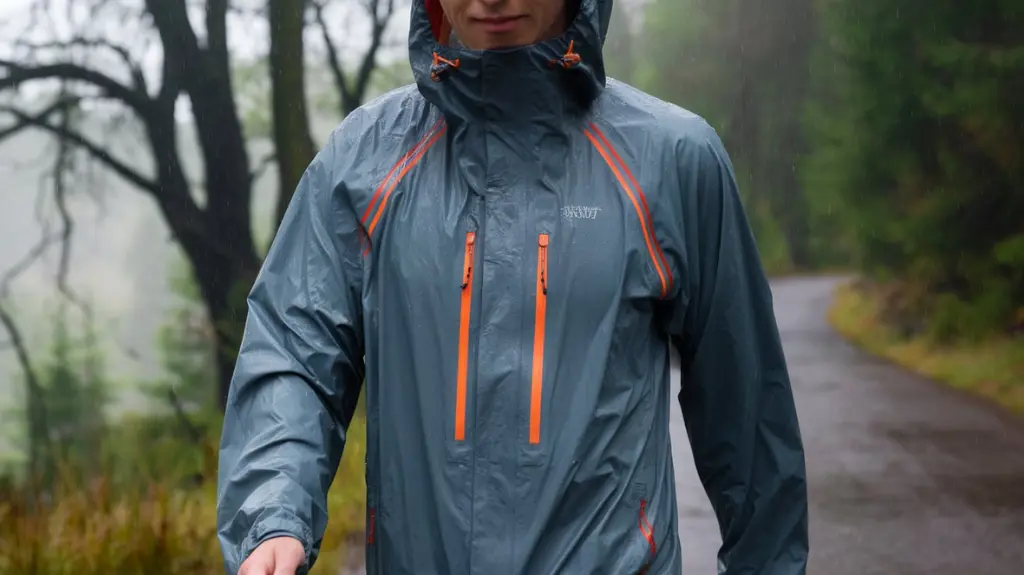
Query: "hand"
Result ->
[[238, 536, 306, 575]]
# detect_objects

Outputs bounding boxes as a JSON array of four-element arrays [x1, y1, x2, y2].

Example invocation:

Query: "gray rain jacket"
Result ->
[[216, 0, 809, 573]]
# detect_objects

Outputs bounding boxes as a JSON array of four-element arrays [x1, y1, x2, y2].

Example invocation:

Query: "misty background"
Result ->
[[0, 0, 1020, 573], [0, 0, 417, 455]]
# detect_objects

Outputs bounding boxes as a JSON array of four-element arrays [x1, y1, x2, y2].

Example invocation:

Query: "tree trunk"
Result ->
[[0, 0, 394, 416], [145, 0, 261, 410], [183, 229, 260, 410], [269, 0, 316, 226]]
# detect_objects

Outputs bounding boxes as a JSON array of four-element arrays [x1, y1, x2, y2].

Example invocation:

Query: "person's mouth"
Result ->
[[474, 15, 526, 34]]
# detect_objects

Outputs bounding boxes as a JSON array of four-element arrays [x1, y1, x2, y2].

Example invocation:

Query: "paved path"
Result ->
[[673, 276, 1024, 574]]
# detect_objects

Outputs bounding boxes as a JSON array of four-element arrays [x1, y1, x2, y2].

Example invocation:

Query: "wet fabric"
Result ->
[[215, 0, 809, 573]]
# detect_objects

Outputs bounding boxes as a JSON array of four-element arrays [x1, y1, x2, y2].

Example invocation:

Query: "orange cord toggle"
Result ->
[[550, 39, 582, 69], [430, 52, 461, 82]]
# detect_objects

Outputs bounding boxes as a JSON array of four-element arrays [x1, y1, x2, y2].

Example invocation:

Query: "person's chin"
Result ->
[[479, 33, 534, 51]]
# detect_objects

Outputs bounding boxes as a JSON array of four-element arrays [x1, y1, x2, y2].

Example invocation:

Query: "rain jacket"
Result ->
[[216, 0, 809, 573]]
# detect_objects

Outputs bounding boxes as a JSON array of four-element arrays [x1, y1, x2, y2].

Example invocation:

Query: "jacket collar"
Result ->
[[408, 0, 612, 127]]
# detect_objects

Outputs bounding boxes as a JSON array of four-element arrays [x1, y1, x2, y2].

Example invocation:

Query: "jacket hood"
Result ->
[[409, 0, 613, 125]]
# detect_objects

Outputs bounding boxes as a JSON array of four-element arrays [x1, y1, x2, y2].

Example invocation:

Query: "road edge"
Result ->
[[826, 277, 1024, 422]]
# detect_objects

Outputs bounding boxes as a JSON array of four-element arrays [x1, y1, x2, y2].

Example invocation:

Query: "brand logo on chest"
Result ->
[[561, 205, 602, 220]]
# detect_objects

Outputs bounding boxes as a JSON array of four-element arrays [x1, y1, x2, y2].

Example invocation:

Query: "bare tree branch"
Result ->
[[0, 223, 71, 475], [0, 59, 152, 114], [0, 231, 58, 443], [0, 236, 60, 299], [350, 0, 394, 113], [0, 303, 49, 436], [0, 79, 103, 470], [313, 0, 351, 108], [14, 37, 148, 93], [314, 0, 396, 116], [168, 388, 203, 445], [0, 101, 160, 194], [0, 91, 88, 373], [250, 150, 277, 186], [50, 98, 88, 312], [0, 98, 65, 140], [0, 0, 396, 408]]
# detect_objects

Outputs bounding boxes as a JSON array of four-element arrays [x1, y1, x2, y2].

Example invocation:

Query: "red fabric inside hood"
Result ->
[[424, 0, 448, 43]]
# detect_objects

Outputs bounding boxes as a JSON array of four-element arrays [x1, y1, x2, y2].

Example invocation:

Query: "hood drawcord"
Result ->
[[431, 39, 579, 82], [550, 40, 582, 69], [431, 52, 461, 82]]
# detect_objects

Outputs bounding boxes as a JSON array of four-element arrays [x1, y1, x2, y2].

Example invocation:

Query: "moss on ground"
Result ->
[[828, 280, 1024, 415]]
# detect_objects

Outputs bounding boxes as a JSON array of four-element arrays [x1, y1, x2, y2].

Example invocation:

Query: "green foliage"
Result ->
[[97, 411, 220, 490], [830, 281, 1024, 414], [804, 0, 1024, 339], [639, 0, 819, 272], [0, 296, 367, 573], [144, 258, 217, 412], [234, 57, 274, 140], [42, 305, 108, 475], [638, 0, 732, 131], [13, 301, 112, 487]]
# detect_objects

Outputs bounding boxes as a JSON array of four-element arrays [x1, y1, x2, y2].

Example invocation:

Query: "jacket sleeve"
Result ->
[[216, 131, 365, 575], [667, 122, 809, 573]]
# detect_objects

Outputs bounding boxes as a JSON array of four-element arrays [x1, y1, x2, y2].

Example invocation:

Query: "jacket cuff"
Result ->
[[238, 510, 315, 571]]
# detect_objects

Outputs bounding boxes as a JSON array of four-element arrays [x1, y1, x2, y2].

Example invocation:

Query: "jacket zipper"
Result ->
[[636, 498, 656, 574], [455, 231, 476, 441], [530, 233, 549, 445]]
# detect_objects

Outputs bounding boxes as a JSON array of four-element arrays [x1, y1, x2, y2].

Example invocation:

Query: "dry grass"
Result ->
[[0, 480, 219, 574], [0, 418, 368, 574], [828, 280, 1024, 415]]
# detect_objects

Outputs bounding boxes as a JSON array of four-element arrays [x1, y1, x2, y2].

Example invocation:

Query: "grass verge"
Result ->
[[0, 415, 367, 574], [828, 280, 1024, 415]]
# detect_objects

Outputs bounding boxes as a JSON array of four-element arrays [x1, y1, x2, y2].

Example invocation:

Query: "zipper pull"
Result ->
[[461, 232, 476, 289], [538, 234, 549, 295]]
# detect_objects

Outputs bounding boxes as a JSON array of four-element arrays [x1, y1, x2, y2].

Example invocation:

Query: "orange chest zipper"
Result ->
[[454, 231, 475, 441], [530, 233, 549, 445]]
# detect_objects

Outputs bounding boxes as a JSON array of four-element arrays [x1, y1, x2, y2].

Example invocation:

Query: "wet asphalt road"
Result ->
[[673, 276, 1024, 574]]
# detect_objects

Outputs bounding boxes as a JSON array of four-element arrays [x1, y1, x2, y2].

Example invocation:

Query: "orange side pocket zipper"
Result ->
[[529, 233, 549, 445], [636, 499, 656, 574], [455, 231, 476, 441]]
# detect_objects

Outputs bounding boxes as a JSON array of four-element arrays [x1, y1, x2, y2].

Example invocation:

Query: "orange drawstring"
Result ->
[[430, 52, 461, 82], [550, 39, 582, 69], [431, 40, 579, 82]]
